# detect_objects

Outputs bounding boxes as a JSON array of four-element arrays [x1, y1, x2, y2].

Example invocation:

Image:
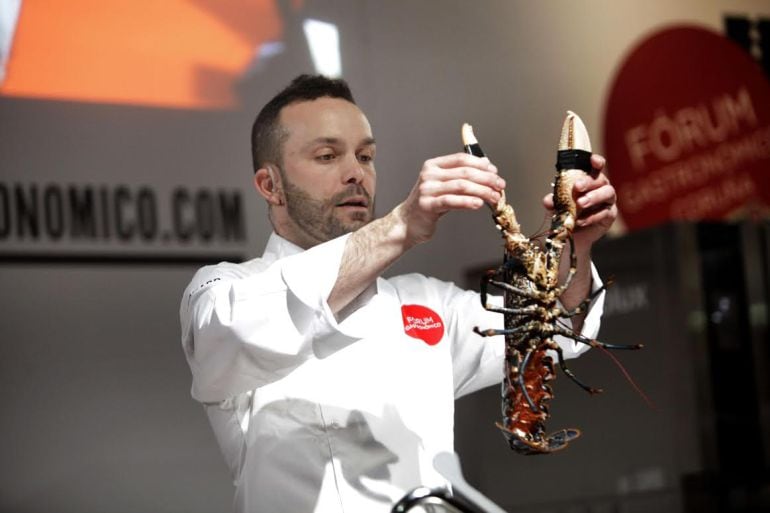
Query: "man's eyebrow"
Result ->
[[302, 136, 376, 150], [311, 137, 341, 146], [300, 137, 342, 151]]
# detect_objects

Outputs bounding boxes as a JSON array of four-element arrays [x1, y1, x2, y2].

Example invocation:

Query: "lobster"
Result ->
[[462, 112, 642, 455]]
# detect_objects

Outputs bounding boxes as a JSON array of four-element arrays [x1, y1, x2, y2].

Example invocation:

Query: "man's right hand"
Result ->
[[329, 153, 503, 315], [394, 153, 505, 248]]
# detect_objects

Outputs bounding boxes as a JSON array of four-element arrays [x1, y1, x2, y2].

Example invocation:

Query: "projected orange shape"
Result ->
[[0, 0, 282, 109]]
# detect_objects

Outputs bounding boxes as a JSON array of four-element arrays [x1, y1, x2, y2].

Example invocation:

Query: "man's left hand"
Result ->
[[543, 153, 617, 254]]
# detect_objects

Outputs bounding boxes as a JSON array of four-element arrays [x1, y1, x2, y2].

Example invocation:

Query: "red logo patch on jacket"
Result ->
[[401, 304, 444, 346]]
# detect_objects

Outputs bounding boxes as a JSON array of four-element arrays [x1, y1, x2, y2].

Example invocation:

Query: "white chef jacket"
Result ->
[[180, 232, 604, 513]]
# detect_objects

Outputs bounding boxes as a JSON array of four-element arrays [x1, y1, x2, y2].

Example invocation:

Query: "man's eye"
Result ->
[[317, 154, 336, 162], [358, 154, 374, 163]]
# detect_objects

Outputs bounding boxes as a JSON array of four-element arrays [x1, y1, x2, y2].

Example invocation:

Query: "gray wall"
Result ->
[[1, 1, 768, 512]]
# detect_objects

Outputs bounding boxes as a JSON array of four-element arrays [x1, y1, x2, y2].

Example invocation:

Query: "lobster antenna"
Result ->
[[528, 210, 553, 242], [594, 344, 657, 411]]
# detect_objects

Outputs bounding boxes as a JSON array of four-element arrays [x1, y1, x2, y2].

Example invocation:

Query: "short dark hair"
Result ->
[[251, 74, 356, 172]]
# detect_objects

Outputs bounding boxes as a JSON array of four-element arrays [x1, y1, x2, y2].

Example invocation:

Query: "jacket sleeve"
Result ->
[[448, 263, 605, 399], [180, 234, 356, 403]]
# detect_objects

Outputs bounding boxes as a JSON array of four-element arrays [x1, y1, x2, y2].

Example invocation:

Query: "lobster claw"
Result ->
[[559, 111, 592, 153], [556, 110, 593, 174], [551, 111, 594, 236]]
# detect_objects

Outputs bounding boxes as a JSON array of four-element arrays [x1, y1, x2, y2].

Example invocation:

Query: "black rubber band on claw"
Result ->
[[464, 142, 486, 158], [556, 149, 593, 172]]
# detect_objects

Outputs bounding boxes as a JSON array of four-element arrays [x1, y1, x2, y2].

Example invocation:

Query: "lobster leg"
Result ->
[[481, 304, 540, 316], [556, 278, 612, 319], [474, 326, 524, 337], [546, 340, 603, 395], [553, 326, 644, 350], [549, 234, 577, 298], [473, 320, 546, 338], [479, 270, 542, 315], [517, 347, 539, 412], [486, 278, 547, 301]]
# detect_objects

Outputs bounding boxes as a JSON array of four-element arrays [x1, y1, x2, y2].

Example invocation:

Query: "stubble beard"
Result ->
[[282, 178, 375, 245]]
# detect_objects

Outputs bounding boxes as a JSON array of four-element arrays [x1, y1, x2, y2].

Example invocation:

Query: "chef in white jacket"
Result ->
[[180, 75, 618, 513]]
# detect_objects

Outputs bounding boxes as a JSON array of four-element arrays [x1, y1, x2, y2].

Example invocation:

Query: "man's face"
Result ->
[[275, 97, 376, 248]]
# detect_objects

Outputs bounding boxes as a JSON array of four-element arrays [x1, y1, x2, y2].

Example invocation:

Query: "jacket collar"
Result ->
[[261, 232, 304, 265]]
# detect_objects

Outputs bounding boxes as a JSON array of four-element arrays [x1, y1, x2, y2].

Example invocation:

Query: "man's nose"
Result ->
[[342, 156, 365, 184]]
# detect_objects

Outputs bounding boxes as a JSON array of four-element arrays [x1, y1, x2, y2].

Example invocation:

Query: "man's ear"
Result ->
[[254, 166, 284, 206]]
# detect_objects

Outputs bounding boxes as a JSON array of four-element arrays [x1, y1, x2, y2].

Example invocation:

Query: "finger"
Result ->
[[421, 166, 505, 191], [419, 194, 486, 212], [577, 184, 616, 210], [542, 192, 554, 210], [426, 153, 497, 173], [420, 179, 502, 205], [576, 204, 617, 228], [575, 171, 610, 194], [590, 153, 606, 173]]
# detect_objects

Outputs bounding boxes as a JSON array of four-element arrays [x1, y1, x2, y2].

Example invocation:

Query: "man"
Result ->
[[180, 74, 617, 512]]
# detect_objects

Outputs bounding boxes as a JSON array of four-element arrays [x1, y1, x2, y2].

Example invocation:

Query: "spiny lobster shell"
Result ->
[[464, 112, 596, 454]]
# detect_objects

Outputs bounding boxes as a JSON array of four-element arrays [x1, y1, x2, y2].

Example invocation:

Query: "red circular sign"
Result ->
[[603, 25, 770, 231], [401, 304, 444, 346]]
